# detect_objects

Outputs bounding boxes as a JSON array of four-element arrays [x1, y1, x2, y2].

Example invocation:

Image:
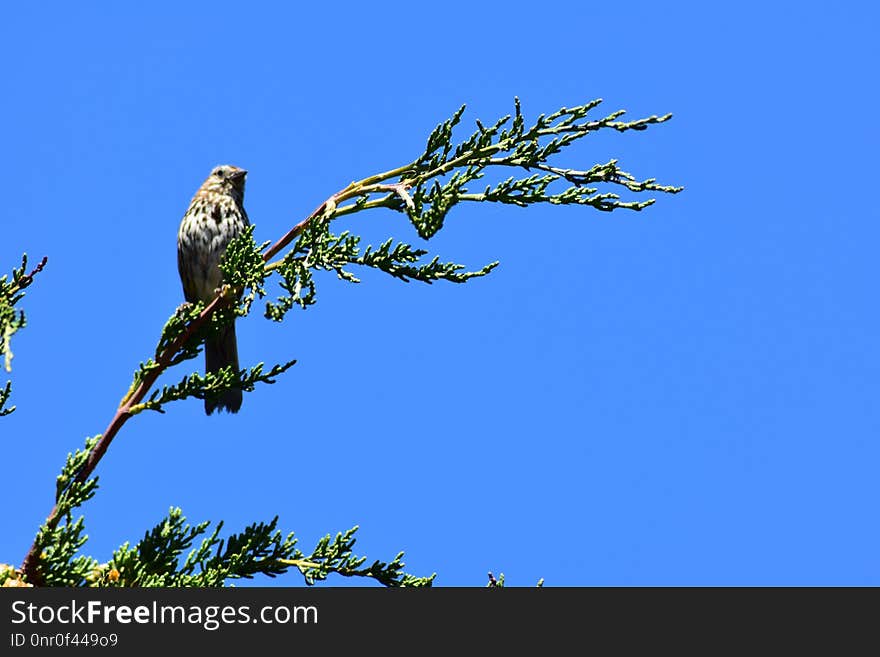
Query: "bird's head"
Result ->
[[202, 164, 247, 198]]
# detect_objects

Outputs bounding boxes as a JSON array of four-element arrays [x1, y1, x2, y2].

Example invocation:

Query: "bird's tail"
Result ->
[[205, 321, 243, 415]]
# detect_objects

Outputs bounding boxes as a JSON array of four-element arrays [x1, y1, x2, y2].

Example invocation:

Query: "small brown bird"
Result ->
[[177, 165, 250, 414]]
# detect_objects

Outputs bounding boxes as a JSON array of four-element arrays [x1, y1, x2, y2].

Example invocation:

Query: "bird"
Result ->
[[177, 164, 250, 414]]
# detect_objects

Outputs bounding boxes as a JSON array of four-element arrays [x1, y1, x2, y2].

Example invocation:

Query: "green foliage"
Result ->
[[21, 436, 431, 587], [283, 527, 434, 587], [330, 97, 681, 239], [155, 302, 206, 366], [148, 97, 679, 412], [0, 381, 12, 418], [0, 254, 47, 416], [129, 225, 287, 414], [132, 359, 296, 415], [265, 220, 499, 321], [487, 572, 545, 587], [30, 436, 101, 586], [14, 97, 679, 587], [101, 511, 432, 587], [105, 510, 300, 586], [218, 224, 270, 315], [487, 571, 505, 587], [261, 97, 679, 322]]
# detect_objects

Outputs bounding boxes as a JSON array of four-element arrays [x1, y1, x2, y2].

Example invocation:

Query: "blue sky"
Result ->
[[2, 2, 878, 586]]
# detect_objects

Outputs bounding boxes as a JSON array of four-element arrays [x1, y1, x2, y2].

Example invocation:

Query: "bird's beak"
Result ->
[[230, 168, 247, 181]]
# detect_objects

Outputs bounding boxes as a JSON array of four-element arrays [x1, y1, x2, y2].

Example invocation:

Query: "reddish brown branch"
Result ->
[[261, 198, 333, 263], [20, 295, 228, 584]]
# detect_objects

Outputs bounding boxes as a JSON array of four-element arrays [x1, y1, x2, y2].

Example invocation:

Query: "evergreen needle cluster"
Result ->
[[0, 254, 47, 416], [4, 98, 680, 587]]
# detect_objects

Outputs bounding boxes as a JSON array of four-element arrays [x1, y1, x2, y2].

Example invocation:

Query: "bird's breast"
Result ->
[[177, 194, 248, 303]]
